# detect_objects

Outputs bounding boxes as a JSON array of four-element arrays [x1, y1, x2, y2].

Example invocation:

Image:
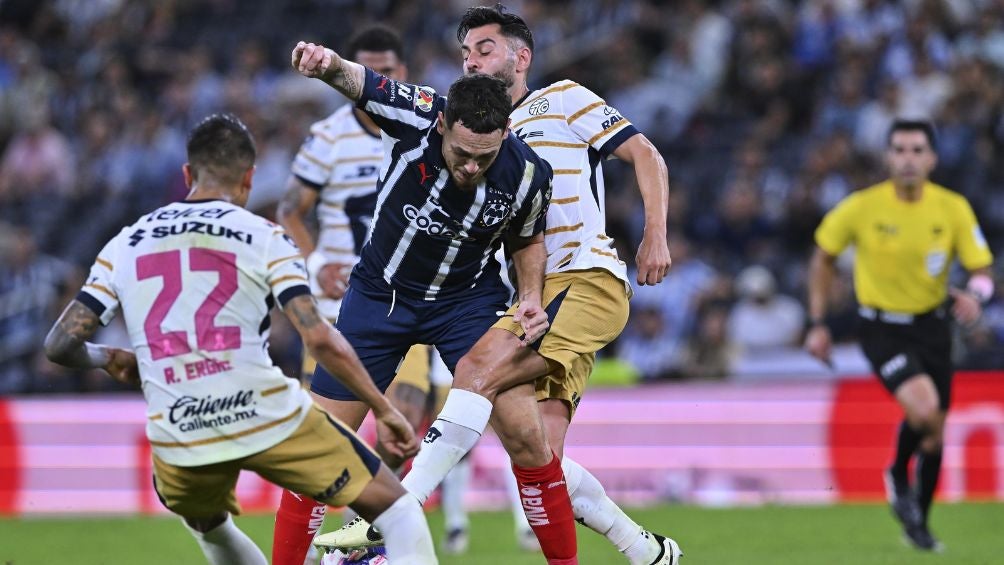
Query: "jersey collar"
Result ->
[[512, 89, 533, 110]]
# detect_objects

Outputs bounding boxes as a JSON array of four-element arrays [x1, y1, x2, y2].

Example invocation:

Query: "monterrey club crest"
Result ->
[[528, 97, 549, 116], [480, 195, 511, 227]]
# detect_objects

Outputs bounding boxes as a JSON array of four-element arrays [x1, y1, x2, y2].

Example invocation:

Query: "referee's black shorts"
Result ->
[[857, 304, 953, 411]]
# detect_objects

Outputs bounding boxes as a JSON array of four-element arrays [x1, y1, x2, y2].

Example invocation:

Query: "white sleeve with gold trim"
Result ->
[[290, 119, 340, 188], [562, 84, 640, 157], [77, 234, 124, 326], [264, 227, 311, 308]]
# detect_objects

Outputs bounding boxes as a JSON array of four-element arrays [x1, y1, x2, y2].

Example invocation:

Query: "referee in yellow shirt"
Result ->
[[806, 120, 994, 551]]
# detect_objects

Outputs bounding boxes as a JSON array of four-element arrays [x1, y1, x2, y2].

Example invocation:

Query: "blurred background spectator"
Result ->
[[1, 0, 1002, 393]]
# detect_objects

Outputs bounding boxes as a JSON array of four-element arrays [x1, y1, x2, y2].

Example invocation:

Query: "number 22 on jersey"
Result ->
[[137, 247, 241, 360]]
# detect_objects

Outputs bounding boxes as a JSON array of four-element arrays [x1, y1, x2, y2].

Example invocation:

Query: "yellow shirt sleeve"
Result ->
[[814, 195, 859, 256], [953, 197, 994, 270]]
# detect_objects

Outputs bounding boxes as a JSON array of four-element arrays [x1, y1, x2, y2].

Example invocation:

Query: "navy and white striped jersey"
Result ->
[[352, 68, 552, 300]]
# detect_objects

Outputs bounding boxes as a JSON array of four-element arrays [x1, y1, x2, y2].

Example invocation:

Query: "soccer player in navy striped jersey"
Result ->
[[287, 40, 571, 559], [274, 26, 442, 565]]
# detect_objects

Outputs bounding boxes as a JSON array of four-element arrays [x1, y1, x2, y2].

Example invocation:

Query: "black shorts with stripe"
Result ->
[[857, 304, 953, 411]]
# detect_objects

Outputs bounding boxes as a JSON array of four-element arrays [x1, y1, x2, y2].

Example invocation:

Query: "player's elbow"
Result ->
[[43, 327, 71, 365]]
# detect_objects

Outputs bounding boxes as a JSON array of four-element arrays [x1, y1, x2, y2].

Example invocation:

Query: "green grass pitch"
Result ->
[[2, 503, 1001, 564]]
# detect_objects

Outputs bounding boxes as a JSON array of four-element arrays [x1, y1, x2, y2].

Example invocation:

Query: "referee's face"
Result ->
[[887, 131, 937, 188]]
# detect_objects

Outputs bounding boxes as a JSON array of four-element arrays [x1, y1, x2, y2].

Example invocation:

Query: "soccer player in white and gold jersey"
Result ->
[[389, 5, 681, 565], [43, 114, 437, 565]]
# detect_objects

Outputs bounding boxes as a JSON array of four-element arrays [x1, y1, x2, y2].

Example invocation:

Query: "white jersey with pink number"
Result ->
[[78, 199, 313, 467]]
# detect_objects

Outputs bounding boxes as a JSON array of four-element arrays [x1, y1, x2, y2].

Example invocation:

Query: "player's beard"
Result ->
[[491, 55, 517, 88]]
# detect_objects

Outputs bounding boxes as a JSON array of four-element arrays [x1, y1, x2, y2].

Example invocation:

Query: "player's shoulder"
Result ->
[[925, 182, 969, 207], [502, 131, 549, 167], [496, 133, 552, 184], [309, 104, 359, 138], [848, 181, 892, 205]]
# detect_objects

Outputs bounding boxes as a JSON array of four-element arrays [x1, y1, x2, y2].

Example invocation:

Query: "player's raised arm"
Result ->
[[282, 294, 418, 459], [291, 41, 366, 101]]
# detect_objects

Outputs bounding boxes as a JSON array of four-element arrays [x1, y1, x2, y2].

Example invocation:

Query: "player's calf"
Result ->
[[183, 513, 268, 565]]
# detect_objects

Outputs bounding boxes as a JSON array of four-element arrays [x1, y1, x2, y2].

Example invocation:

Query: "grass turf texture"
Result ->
[[1, 502, 1001, 564]]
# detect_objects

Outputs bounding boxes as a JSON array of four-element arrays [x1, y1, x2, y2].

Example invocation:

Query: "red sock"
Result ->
[[272, 488, 327, 565], [513, 451, 577, 564]]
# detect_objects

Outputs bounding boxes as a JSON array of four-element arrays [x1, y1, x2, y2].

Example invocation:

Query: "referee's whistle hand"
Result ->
[[949, 288, 982, 327], [804, 325, 832, 366]]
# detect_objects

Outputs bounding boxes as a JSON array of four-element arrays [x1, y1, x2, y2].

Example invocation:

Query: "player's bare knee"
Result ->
[[453, 356, 501, 401], [907, 403, 941, 434]]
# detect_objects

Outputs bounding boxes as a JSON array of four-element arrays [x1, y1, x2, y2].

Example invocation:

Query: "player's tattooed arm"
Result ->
[[284, 294, 326, 330], [44, 300, 108, 369], [291, 41, 366, 101], [277, 176, 320, 257], [44, 301, 139, 383]]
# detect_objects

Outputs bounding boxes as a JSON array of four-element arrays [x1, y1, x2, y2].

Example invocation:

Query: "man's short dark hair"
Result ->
[[887, 119, 938, 150], [457, 4, 534, 52], [345, 24, 404, 61], [187, 114, 256, 184], [444, 74, 510, 134]]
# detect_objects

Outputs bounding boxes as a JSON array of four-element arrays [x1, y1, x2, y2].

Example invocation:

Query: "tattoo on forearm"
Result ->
[[288, 296, 324, 329], [339, 63, 361, 99], [45, 301, 106, 368], [279, 186, 303, 217]]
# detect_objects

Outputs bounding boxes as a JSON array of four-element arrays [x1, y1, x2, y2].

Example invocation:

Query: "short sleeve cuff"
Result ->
[[597, 124, 640, 158], [293, 173, 325, 191], [76, 290, 116, 326], [277, 284, 312, 307]]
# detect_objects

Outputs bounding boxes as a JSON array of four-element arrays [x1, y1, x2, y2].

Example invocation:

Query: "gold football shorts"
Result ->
[[152, 405, 380, 516], [493, 268, 629, 416]]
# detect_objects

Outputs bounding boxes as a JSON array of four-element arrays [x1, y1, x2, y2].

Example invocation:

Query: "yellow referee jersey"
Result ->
[[815, 180, 993, 313]]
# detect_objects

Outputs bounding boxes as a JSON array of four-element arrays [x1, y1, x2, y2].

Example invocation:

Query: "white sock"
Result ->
[[341, 507, 358, 525], [442, 456, 472, 531], [502, 452, 532, 533], [562, 457, 659, 565], [402, 389, 492, 503], [184, 514, 267, 565], [373, 494, 437, 565]]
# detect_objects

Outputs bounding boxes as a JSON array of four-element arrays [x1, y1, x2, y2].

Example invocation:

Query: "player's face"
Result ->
[[886, 130, 937, 187], [355, 50, 407, 81], [461, 25, 518, 88], [437, 117, 505, 190]]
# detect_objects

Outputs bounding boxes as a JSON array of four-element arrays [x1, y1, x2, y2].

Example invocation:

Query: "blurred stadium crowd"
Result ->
[[2, 0, 1004, 394]]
